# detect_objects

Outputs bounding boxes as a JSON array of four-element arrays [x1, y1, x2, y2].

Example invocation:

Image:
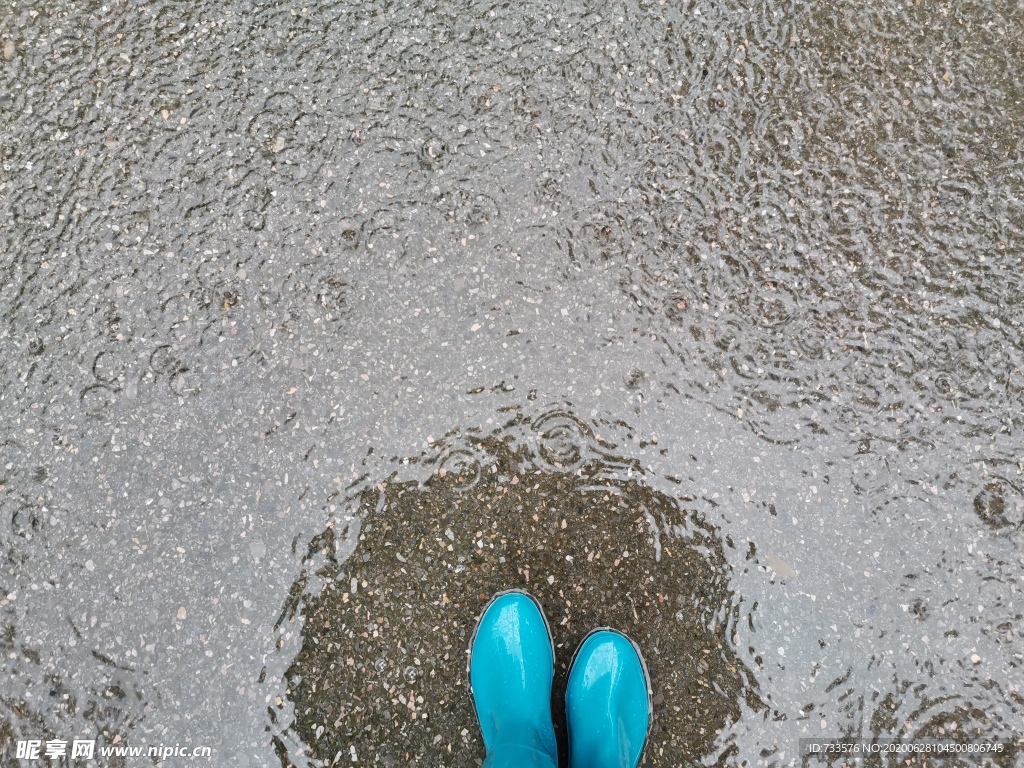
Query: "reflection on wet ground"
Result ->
[[2, 0, 1023, 764], [281, 411, 760, 766]]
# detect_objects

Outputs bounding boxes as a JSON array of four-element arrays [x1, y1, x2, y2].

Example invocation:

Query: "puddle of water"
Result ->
[[1, 0, 1023, 764], [276, 410, 761, 766]]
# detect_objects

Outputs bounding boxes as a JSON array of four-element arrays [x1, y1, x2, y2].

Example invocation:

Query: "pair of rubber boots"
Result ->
[[469, 590, 651, 768]]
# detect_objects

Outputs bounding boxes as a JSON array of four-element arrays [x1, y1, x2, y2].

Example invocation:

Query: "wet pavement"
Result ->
[[1, 0, 1023, 765]]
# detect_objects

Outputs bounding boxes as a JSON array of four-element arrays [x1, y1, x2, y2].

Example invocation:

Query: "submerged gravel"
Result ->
[[1, 0, 1022, 765]]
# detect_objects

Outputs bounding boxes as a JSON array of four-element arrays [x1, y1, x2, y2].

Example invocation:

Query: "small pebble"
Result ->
[[3, 41, 14, 61]]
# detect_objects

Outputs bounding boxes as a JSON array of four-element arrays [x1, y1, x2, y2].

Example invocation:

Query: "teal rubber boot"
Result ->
[[469, 591, 558, 768], [565, 629, 652, 768]]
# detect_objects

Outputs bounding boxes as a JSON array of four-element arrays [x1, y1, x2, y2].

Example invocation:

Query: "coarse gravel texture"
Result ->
[[281, 419, 761, 766]]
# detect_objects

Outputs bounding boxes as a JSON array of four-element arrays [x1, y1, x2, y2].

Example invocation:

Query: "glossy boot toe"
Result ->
[[566, 630, 652, 768], [469, 591, 558, 768]]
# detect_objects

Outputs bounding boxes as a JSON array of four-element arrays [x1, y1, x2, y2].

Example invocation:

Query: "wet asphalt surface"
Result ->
[[1, 0, 1023, 765]]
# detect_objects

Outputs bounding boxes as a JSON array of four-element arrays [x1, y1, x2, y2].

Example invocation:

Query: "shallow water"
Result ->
[[1, 0, 1022, 765], [282, 415, 762, 766]]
